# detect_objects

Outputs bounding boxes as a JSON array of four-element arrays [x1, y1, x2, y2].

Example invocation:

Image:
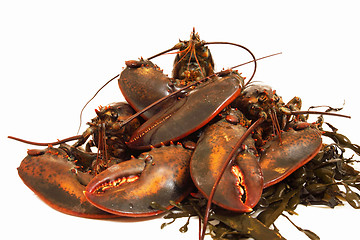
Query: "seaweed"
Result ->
[[157, 128, 360, 239]]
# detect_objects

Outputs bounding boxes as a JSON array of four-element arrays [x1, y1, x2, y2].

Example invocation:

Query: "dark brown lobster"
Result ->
[[10, 29, 350, 240]]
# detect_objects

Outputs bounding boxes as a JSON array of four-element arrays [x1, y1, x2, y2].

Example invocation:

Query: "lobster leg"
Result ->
[[84, 144, 193, 217], [190, 111, 263, 212], [18, 146, 114, 218], [260, 127, 322, 188]]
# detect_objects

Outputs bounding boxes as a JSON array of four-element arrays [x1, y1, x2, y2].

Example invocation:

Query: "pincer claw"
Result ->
[[18, 146, 114, 218], [260, 127, 322, 188], [191, 117, 263, 212], [84, 144, 193, 217]]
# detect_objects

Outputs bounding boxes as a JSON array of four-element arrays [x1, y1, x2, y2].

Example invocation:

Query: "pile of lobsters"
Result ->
[[11, 30, 359, 240]]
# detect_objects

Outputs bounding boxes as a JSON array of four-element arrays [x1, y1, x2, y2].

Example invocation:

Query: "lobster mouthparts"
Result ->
[[84, 144, 193, 217]]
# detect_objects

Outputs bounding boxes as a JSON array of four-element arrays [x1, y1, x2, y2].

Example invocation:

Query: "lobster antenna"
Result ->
[[77, 74, 120, 135], [290, 110, 351, 118], [8, 135, 83, 146], [147, 46, 178, 60], [204, 41, 257, 86], [231, 52, 282, 71]]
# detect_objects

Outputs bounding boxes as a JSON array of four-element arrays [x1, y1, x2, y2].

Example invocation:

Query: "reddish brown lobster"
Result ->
[[9, 30, 350, 239]]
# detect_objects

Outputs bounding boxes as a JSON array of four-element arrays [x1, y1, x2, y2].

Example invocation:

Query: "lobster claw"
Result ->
[[191, 115, 263, 212], [118, 59, 172, 120], [18, 146, 114, 218], [260, 127, 322, 188], [127, 71, 244, 149], [84, 144, 193, 217]]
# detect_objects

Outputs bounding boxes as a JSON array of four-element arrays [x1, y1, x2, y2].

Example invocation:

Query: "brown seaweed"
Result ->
[[158, 129, 360, 239]]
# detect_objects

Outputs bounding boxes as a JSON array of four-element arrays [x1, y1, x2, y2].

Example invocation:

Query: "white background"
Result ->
[[1, 1, 359, 239]]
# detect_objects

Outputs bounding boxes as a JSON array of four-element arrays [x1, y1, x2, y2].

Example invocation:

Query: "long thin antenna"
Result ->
[[8, 135, 83, 146], [204, 41, 257, 86], [77, 74, 120, 134], [147, 47, 177, 60], [231, 52, 282, 71], [290, 110, 351, 119]]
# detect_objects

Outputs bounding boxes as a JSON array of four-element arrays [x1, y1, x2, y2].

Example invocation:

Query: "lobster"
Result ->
[[9, 29, 350, 239]]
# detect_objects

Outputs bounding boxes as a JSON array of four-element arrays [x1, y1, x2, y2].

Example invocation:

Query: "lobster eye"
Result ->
[[273, 95, 280, 103], [111, 111, 118, 120], [173, 41, 186, 50], [258, 94, 268, 103], [199, 47, 209, 58]]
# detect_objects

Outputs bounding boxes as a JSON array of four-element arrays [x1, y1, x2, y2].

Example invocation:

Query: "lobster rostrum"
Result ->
[[10, 30, 350, 239]]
